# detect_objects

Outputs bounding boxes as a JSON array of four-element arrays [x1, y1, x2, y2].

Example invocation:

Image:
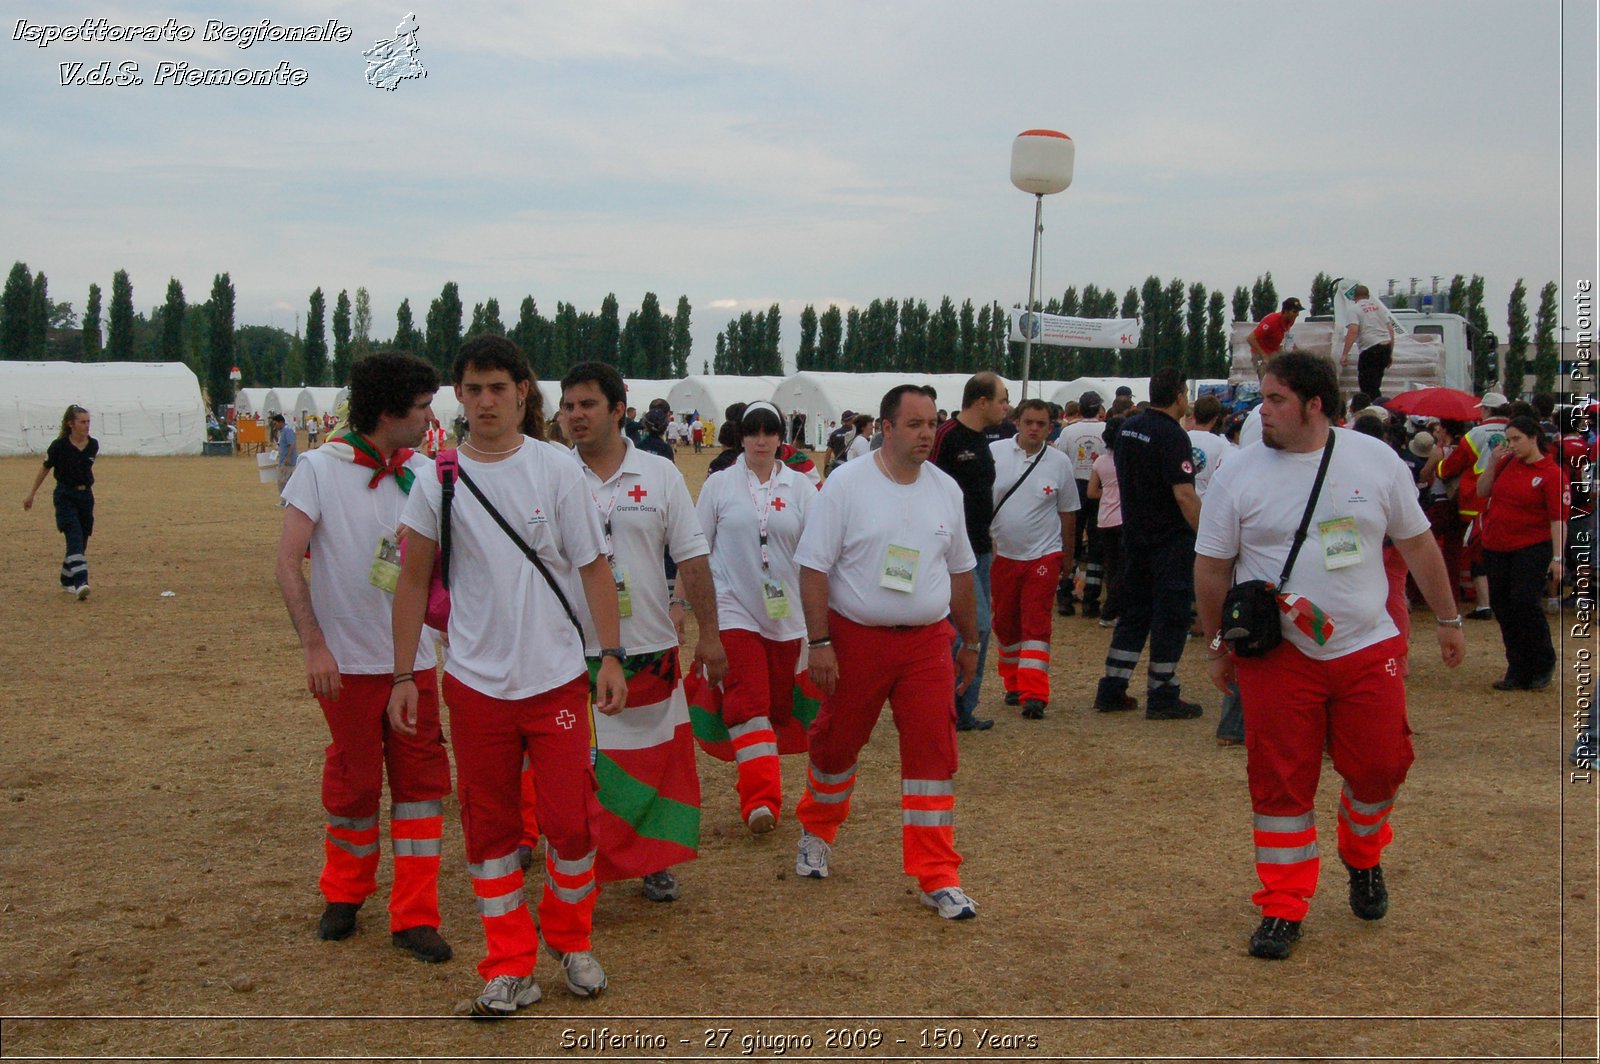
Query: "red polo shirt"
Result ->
[[1480, 453, 1567, 552]]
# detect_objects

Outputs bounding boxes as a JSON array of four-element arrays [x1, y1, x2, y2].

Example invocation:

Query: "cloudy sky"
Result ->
[[3, 0, 1595, 370]]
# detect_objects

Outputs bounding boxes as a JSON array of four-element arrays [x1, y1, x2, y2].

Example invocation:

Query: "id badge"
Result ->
[[369, 535, 401, 593], [762, 577, 791, 619], [1318, 516, 1362, 570], [610, 558, 633, 618], [880, 543, 920, 593]]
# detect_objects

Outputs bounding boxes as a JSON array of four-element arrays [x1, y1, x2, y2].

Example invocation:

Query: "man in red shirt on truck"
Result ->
[[1247, 298, 1306, 379]]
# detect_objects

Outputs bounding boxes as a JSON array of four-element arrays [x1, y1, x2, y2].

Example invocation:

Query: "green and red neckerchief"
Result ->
[[327, 431, 417, 493]]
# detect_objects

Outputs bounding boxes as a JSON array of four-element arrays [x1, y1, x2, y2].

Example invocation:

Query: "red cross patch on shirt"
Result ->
[[627, 485, 648, 502], [1042, 484, 1054, 496], [771, 496, 786, 510]]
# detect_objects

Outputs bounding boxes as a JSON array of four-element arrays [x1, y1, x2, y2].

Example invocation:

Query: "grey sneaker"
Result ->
[[796, 830, 831, 879], [74, 584, 91, 601], [472, 973, 540, 1018], [920, 886, 978, 920], [746, 806, 777, 835], [544, 945, 607, 998], [641, 870, 680, 902]]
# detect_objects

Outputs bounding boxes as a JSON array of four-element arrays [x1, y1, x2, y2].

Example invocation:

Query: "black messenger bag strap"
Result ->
[[992, 444, 1049, 517], [454, 466, 585, 639], [1277, 431, 1337, 594]]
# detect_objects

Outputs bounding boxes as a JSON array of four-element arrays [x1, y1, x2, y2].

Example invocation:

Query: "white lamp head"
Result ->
[[1010, 129, 1074, 195]]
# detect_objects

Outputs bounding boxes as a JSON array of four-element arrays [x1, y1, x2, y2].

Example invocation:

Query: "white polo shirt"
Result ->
[[1054, 418, 1107, 481], [989, 437, 1080, 561], [401, 436, 606, 699], [1187, 428, 1230, 498], [1196, 428, 1430, 661], [794, 453, 976, 628], [570, 438, 708, 656], [283, 448, 439, 675], [696, 455, 812, 641]]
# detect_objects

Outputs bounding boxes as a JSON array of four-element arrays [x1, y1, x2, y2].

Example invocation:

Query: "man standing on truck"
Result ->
[[1248, 298, 1306, 380], [1339, 286, 1398, 400]]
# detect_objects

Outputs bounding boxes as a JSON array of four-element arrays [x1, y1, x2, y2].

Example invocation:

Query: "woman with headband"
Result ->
[[695, 401, 815, 834], [709, 402, 822, 487]]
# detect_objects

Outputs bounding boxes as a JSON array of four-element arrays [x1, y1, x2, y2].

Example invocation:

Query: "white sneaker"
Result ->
[[545, 945, 607, 998], [921, 886, 978, 920], [472, 973, 540, 1018], [75, 585, 91, 601], [796, 830, 830, 879], [746, 806, 776, 835]]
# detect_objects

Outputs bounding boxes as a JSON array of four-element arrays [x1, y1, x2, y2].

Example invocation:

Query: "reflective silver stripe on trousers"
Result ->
[[728, 717, 774, 740], [549, 847, 597, 877], [1339, 809, 1391, 837], [996, 641, 1023, 654], [1107, 648, 1142, 664], [1105, 666, 1135, 680], [327, 814, 379, 831], [902, 809, 954, 827], [391, 800, 443, 820], [469, 852, 522, 881], [1341, 786, 1395, 817], [549, 880, 597, 904], [902, 779, 954, 797], [1018, 659, 1048, 672], [808, 763, 856, 786], [1255, 842, 1319, 864], [392, 837, 442, 857], [806, 781, 853, 804], [735, 742, 780, 762], [1019, 640, 1051, 653], [521, 753, 531, 772], [1254, 812, 1315, 834], [325, 834, 379, 858], [476, 887, 525, 918]]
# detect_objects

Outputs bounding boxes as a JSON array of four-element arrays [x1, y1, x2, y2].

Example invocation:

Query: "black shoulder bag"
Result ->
[[451, 466, 586, 640], [1220, 432, 1336, 657]]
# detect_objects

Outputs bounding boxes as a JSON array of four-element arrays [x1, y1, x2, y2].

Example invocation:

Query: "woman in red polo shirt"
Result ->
[[1477, 415, 1567, 691]]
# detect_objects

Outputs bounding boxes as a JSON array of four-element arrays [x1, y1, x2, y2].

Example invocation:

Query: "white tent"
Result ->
[[667, 376, 784, 420], [430, 390, 461, 428], [234, 388, 274, 417], [0, 361, 206, 456], [771, 372, 1029, 449], [623, 378, 679, 410], [1050, 376, 1150, 407], [268, 387, 313, 420], [301, 387, 348, 419]]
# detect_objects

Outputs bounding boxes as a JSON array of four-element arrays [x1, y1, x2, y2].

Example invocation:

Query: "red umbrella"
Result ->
[[1383, 388, 1483, 421]]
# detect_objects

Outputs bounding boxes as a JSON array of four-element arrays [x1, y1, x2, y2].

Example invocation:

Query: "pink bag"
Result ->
[[399, 449, 456, 630]]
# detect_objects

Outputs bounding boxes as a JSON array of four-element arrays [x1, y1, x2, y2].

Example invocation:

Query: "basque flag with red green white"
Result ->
[[685, 646, 822, 761]]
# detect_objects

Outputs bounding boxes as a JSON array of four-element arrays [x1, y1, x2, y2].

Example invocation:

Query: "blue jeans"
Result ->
[[955, 552, 993, 724]]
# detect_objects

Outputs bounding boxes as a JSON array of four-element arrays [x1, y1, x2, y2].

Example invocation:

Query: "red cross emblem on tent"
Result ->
[[771, 496, 786, 510], [628, 485, 648, 503], [556, 708, 576, 730]]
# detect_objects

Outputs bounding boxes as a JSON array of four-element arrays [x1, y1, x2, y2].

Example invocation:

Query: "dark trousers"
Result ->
[[1484, 542, 1556, 684], [1097, 532, 1195, 711], [1098, 525, 1125, 620], [1059, 484, 1098, 607], [1357, 343, 1393, 398], [53, 488, 94, 589]]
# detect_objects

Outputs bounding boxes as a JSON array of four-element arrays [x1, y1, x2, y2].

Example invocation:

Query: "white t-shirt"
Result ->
[[1187, 428, 1230, 498], [571, 439, 708, 656], [989, 438, 1080, 561], [1352, 298, 1396, 350], [846, 434, 871, 462], [400, 436, 606, 699], [794, 453, 977, 628], [1196, 428, 1431, 661], [696, 455, 812, 641], [283, 448, 439, 675], [1240, 407, 1263, 449], [1054, 419, 1107, 481]]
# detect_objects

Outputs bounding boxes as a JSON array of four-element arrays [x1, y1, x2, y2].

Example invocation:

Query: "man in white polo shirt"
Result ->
[[989, 398, 1079, 720], [793, 383, 982, 921], [388, 336, 628, 1018]]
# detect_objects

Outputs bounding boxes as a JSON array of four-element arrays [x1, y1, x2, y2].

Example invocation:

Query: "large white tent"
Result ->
[[1049, 376, 1151, 407], [0, 361, 206, 456], [772, 372, 1035, 448], [267, 387, 310, 420], [623, 378, 679, 409], [233, 388, 275, 417], [667, 375, 784, 420], [301, 387, 348, 419]]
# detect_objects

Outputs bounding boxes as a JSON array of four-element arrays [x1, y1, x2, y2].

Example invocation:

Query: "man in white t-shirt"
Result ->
[[1194, 352, 1464, 962], [560, 361, 725, 905], [1339, 285, 1397, 399], [276, 352, 452, 964], [844, 413, 873, 462], [388, 336, 628, 1018], [989, 399, 1079, 720], [1053, 390, 1107, 615], [792, 384, 983, 921], [1186, 394, 1229, 498]]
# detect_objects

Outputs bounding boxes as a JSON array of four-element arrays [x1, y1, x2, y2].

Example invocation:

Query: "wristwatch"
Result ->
[[1436, 616, 1464, 628], [599, 646, 627, 662]]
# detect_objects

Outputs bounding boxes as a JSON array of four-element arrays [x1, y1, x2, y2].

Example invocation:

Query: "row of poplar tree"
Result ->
[[0, 263, 1568, 404]]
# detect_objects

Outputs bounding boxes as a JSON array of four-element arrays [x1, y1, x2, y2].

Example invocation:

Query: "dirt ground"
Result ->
[[0, 448, 1594, 1063]]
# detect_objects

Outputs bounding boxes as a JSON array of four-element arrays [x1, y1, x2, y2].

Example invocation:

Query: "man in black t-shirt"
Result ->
[[1093, 368, 1204, 720], [23, 404, 99, 599], [931, 372, 1011, 731]]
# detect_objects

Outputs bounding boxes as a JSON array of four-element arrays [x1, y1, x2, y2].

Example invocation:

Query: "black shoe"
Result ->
[[1146, 699, 1203, 721], [1345, 862, 1388, 921], [1248, 916, 1302, 960], [392, 925, 453, 963], [1083, 601, 1101, 618], [1021, 699, 1046, 720], [1492, 675, 1526, 691], [1094, 693, 1137, 713], [1527, 670, 1553, 691], [1467, 607, 1494, 621], [1003, 690, 1022, 707], [1058, 600, 1076, 617], [317, 902, 360, 941], [956, 717, 994, 732]]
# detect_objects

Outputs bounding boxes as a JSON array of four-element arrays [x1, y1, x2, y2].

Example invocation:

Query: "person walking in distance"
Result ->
[[792, 384, 983, 921], [275, 352, 453, 964], [388, 336, 628, 1017], [23, 405, 98, 600], [1194, 351, 1465, 961], [988, 399, 1079, 720], [273, 413, 298, 501], [1053, 390, 1107, 616]]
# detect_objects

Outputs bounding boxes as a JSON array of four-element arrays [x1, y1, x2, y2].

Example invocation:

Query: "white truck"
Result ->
[[1229, 307, 1476, 394]]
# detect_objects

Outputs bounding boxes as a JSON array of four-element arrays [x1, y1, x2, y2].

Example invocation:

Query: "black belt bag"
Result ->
[[1221, 433, 1335, 658]]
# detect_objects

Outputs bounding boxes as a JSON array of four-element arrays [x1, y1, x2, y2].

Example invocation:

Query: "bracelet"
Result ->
[[1436, 617, 1464, 628], [391, 673, 416, 686], [807, 637, 832, 649], [672, 597, 690, 610]]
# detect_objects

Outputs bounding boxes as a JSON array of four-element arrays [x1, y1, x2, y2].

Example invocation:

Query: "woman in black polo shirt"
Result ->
[[22, 405, 99, 600]]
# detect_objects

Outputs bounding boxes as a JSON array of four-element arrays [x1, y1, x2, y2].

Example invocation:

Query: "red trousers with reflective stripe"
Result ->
[[1234, 634, 1413, 921], [316, 671, 450, 932], [990, 552, 1061, 703], [796, 612, 963, 892], [445, 673, 599, 980], [720, 627, 802, 824]]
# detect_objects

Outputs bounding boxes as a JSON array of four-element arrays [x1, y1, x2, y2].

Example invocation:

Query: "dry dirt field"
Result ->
[[0, 449, 1595, 1063]]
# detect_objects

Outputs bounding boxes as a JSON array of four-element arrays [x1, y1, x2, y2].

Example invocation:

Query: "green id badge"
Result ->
[[1318, 515, 1362, 570], [880, 543, 920, 592], [370, 535, 401, 593], [763, 578, 791, 619], [611, 559, 633, 619]]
